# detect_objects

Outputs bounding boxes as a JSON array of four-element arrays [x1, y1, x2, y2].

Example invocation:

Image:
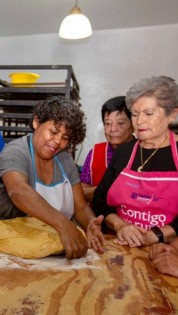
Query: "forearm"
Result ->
[[7, 181, 70, 233], [74, 204, 96, 230], [81, 183, 96, 203], [105, 213, 127, 233], [145, 224, 177, 246], [73, 183, 96, 229], [160, 224, 177, 243]]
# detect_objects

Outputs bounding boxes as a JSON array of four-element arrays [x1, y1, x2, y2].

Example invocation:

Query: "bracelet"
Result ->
[[151, 226, 164, 243]]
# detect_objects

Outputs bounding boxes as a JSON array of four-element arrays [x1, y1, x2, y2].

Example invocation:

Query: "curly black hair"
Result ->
[[29, 97, 86, 146]]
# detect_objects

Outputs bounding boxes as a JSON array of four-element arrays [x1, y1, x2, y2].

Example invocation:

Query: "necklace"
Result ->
[[137, 136, 168, 172]]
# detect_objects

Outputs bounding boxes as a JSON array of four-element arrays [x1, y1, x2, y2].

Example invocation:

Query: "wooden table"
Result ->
[[0, 237, 178, 315]]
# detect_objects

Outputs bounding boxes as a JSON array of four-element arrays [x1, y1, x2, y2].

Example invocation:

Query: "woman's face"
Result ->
[[131, 96, 176, 145], [103, 110, 133, 149], [32, 119, 69, 160]]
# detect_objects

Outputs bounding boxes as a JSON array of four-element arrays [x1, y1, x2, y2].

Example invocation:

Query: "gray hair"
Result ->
[[125, 76, 178, 115]]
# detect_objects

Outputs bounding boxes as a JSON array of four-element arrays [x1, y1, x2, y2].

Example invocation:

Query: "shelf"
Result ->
[[0, 65, 80, 101], [0, 113, 32, 119], [0, 65, 80, 145], [0, 86, 79, 101]]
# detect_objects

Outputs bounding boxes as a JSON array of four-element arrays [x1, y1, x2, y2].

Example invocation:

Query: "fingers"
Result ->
[[87, 215, 105, 253], [96, 215, 104, 223], [129, 232, 145, 247], [87, 228, 105, 253], [117, 225, 146, 247], [65, 240, 88, 259], [89, 215, 104, 229], [152, 252, 172, 274], [151, 251, 178, 277], [149, 243, 169, 260], [113, 238, 129, 246], [138, 227, 147, 234], [96, 231, 106, 244], [60, 225, 88, 259], [87, 228, 105, 252], [88, 237, 104, 253]]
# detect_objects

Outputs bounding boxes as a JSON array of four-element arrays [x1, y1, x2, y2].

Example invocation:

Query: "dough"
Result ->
[[0, 217, 85, 259]]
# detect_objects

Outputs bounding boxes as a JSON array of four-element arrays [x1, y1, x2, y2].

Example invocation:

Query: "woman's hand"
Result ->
[[143, 229, 160, 246], [59, 220, 88, 260], [87, 215, 105, 253], [149, 243, 178, 277], [149, 243, 178, 260], [114, 224, 147, 247]]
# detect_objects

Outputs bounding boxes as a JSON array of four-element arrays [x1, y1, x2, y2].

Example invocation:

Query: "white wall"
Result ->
[[0, 24, 178, 164]]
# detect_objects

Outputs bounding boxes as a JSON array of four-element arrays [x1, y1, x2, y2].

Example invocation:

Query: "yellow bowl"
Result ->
[[9, 72, 40, 84]]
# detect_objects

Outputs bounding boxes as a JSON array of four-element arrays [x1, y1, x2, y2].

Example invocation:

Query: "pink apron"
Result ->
[[107, 130, 178, 229]]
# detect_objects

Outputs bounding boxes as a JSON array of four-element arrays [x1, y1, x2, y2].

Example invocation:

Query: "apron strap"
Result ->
[[90, 142, 108, 186], [29, 135, 37, 189], [126, 140, 139, 170], [126, 130, 178, 171], [55, 157, 69, 181], [169, 130, 178, 171]]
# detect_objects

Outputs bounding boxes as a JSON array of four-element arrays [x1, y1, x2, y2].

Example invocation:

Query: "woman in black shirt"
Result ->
[[88, 76, 178, 250]]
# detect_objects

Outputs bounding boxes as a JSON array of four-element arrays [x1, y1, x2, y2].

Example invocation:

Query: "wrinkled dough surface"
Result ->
[[0, 217, 85, 259]]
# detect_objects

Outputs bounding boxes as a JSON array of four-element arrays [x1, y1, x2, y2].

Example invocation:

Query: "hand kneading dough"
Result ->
[[0, 217, 86, 259]]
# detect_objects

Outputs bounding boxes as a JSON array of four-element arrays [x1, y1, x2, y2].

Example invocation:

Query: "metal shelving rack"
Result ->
[[0, 65, 80, 143]]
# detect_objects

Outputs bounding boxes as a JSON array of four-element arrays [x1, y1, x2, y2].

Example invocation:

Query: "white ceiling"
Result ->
[[1, 0, 178, 38]]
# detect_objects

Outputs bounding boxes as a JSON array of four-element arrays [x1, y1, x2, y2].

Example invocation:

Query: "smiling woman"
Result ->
[[0, 97, 105, 259]]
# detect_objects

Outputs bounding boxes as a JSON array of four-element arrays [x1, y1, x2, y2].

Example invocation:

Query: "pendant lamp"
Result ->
[[59, 0, 92, 40]]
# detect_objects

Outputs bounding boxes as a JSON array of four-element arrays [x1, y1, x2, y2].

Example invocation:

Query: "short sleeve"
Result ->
[[56, 151, 80, 186], [0, 137, 32, 180], [80, 149, 92, 185]]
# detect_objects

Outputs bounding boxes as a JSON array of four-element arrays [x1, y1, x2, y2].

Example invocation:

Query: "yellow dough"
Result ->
[[0, 217, 86, 259]]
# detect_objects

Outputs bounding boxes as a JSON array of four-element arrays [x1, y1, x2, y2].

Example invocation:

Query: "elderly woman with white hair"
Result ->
[[87, 75, 178, 250]]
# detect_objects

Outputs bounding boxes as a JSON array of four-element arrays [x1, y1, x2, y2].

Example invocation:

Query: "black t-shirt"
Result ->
[[93, 138, 178, 233]]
